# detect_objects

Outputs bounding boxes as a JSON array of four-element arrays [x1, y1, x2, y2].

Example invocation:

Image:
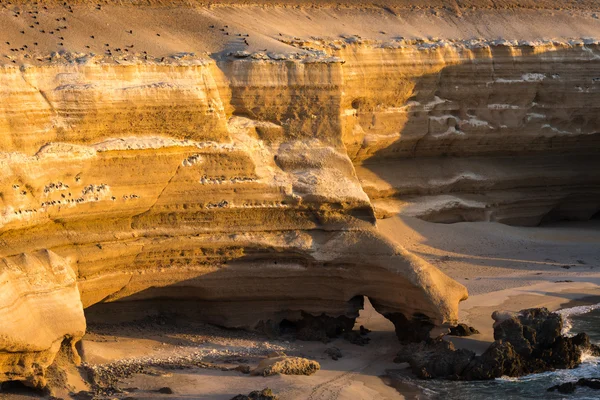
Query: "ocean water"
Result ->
[[389, 304, 600, 400]]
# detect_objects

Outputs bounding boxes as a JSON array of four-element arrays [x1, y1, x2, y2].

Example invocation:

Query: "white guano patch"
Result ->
[[487, 104, 521, 110], [526, 113, 546, 122], [428, 172, 486, 187], [495, 73, 546, 83], [541, 124, 573, 135]]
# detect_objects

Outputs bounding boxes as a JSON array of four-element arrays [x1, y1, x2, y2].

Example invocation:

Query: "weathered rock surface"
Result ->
[[0, 250, 86, 388], [0, 36, 470, 386], [251, 356, 320, 377], [396, 308, 600, 380], [231, 388, 278, 400], [448, 323, 480, 337], [324, 347, 343, 360], [548, 378, 600, 394], [1, 0, 599, 388]]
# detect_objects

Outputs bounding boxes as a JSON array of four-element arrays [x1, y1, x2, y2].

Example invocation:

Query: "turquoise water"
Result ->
[[389, 305, 600, 400]]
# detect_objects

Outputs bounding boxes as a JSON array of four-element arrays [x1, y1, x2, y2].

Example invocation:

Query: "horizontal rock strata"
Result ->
[[340, 40, 600, 225], [0, 43, 469, 386], [1, 0, 599, 388], [0, 250, 85, 388]]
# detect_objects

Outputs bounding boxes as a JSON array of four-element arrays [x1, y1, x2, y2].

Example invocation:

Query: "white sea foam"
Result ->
[[556, 302, 600, 335]]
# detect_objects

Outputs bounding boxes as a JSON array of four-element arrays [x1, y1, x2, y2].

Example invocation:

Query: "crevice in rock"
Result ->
[[257, 295, 364, 341], [0, 380, 45, 396]]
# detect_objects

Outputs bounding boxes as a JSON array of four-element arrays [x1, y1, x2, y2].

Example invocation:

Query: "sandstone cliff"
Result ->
[[0, 0, 599, 389]]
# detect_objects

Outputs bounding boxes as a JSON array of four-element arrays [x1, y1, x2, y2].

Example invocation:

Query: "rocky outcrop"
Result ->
[[0, 250, 86, 389], [2, 0, 600, 388], [231, 388, 278, 400], [448, 324, 480, 337], [343, 40, 600, 226], [395, 308, 600, 380], [0, 52, 469, 388], [548, 378, 600, 394], [0, 46, 469, 383]]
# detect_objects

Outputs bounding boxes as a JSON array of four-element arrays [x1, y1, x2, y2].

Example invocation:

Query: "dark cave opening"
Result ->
[[0, 380, 44, 397]]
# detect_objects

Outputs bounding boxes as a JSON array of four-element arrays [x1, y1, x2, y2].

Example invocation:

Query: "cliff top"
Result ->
[[2, 0, 600, 10], [1, 0, 599, 66]]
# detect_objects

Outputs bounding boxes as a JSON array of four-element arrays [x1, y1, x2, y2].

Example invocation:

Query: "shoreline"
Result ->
[[0, 1, 599, 396], [1, 220, 596, 399], [384, 287, 600, 400], [71, 241, 600, 399]]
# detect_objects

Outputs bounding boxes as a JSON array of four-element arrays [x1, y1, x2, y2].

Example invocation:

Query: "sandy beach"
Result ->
[[0, 1, 599, 399], [26, 217, 594, 400]]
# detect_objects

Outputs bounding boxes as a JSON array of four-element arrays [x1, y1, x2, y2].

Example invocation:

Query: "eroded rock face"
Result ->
[[3, 1, 599, 386], [396, 308, 600, 380], [0, 49, 469, 386], [345, 41, 600, 226], [0, 250, 86, 388]]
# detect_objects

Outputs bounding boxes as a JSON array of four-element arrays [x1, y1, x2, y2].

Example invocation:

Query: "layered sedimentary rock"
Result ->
[[0, 51, 467, 386], [1, 0, 600, 388], [0, 250, 85, 388], [336, 39, 600, 225]]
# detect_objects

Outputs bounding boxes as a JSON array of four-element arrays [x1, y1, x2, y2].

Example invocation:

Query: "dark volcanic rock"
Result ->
[[492, 308, 562, 355], [580, 378, 600, 390], [324, 347, 343, 360], [258, 297, 362, 342], [343, 330, 371, 346], [404, 338, 475, 379], [396, 308, 599, 381], [384, 312, 435, 343], [547, 382, 578, 394], [72, 391, 94, 400], [231, 388, 278, 400], [461, 341, 523, 379], [548, 378, 600, 394], [295, 312, 356, 342], [448, 323, 480, 336]]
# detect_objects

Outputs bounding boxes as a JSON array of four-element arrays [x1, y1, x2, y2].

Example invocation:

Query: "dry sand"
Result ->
[[22, 217, 592, 400], [0, 1, 599, 399], [2, 0, 600, 66]]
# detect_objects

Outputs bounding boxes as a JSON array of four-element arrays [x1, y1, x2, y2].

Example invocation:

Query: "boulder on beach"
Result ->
[[447, 323, 480, 337], [230, 388, 278, 400], [396, 307, 600, 380], [251, 356, 321, 377]]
